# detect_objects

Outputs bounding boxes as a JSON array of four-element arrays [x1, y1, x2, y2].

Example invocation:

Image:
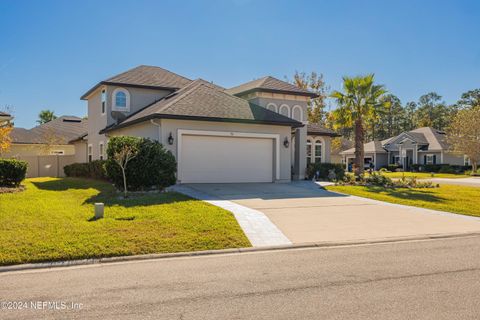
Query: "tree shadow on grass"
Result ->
[[364, 186, 446, 204], [31, 177, 193, 208]]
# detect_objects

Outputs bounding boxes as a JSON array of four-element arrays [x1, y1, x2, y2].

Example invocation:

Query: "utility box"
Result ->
[[95, 203, 104, 220]]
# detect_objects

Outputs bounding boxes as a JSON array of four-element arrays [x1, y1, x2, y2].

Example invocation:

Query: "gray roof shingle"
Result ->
[[102, 79, 303, 133], [81, 65, 192, 99], [307, 123, 339, 137], [11, 116, 88, 145], [227, 76, 319, 98]]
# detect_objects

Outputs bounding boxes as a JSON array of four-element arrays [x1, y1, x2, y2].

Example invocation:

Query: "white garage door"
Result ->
[[180, 134, 274, 183]]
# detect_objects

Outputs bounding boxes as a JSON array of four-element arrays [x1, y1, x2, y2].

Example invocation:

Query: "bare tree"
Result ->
[[112, 144, 139, 197], [447, 107, 480, 173]]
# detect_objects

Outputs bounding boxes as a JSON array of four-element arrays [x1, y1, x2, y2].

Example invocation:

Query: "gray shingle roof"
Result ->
[[102, 79, 303, 133], [307, 123, 339, 137], [227, 76, 319, 98], [0, 111, 11, 117], [81, 65, 192, 99], [11, 116, 88, 145]]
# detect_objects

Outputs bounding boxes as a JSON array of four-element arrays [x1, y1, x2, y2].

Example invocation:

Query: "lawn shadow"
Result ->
[[365, 186, 446, 203], [31, 177, 193, 208]]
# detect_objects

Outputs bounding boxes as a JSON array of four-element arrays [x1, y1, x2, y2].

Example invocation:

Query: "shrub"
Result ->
[[105, 136, 177, 191], [0, 158, 28, 187], [387, 164, 401, 172], [365, 172, 394, 187], [64, 160, 107, 180], [379, 167, 389, 172], [306, 162, 345, 181]]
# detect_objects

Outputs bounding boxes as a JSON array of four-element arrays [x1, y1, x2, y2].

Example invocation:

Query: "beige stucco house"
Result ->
[[78, 65, 337, 183], [340, 127, 474, 171]]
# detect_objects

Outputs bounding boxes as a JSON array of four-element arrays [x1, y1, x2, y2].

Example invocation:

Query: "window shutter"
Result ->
[[433, 155, 437, 164], [424, 155, 427, 164]]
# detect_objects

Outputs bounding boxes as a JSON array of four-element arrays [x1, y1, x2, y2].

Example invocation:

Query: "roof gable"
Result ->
[[227, 76, 318, 98]]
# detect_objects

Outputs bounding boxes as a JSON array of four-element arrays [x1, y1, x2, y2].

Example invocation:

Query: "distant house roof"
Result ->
[[306, 123, 339, 137], [340, 127, 449, 155], [101, 79, 303, 134], [227, 76, 319, 98], [81, 65, 193, 100], [11, 116, 88, 145], [0, 111, 11, 117]]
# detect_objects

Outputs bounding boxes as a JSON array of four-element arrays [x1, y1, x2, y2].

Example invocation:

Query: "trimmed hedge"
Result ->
[[105, 136, 176, 191], [306, 162, 345, 181], [64, 160, 107, 180], [0, 158, 28, 187]]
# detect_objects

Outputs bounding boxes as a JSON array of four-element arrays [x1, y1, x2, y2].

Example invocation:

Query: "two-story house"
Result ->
[[78, 65, 337, 183]]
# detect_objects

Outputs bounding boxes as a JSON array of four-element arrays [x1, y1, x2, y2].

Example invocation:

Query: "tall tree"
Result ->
[[289, 71, 329, 124], [331, 74, 387, 177], [447, 106, 480, 173], [401, 101, 418, 132], [415, 92, 452, 130], [456, 89, 480, 110], [37, 110, 57, 125]]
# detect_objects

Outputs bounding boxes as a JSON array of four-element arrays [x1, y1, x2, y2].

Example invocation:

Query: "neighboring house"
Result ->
[[0, 111, 13, 126], [340, 127, 474, 171], [80, 65, 337, 183], [4, 116, 87, 177]]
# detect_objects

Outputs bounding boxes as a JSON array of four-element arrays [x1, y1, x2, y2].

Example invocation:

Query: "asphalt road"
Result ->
[[2, 235, 480, 320]]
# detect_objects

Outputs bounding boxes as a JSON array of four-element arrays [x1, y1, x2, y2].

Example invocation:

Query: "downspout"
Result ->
[[150, 119, 161, 142]]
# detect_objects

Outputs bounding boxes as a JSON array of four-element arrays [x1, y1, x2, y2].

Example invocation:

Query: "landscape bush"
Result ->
[[306, 162, 345, 181], [64, 160, 107, 180], [105, 136, 177, 191], [0, 158, 28, 187], [386, 164, 402, 172]]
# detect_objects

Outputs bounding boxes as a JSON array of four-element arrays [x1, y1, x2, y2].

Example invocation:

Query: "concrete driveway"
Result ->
[[186, 182, 480, 244]]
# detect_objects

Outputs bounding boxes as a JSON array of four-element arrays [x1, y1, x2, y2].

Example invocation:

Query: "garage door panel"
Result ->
[[180, 135, 273, 183]]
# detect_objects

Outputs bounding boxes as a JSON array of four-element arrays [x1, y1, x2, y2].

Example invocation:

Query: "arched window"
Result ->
[[112, 88, 130, 111], [279, 105, 289, 117], [266, 103, 278, 112], [306, 139, 312, 164], [292, 105, 303, 121], [115, 92, 126, 108], [314, 140, 322, 163]]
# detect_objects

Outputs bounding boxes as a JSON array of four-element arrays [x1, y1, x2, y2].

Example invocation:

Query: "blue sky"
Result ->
[[1, 0, 479, 128]]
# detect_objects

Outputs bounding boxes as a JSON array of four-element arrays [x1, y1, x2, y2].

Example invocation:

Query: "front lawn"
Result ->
[[326, 184, 480, 217], [0, 178, 250, 266]]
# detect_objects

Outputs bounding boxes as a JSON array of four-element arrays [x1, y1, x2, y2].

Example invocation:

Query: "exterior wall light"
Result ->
[[168, 132, 174, 145], [283, 137, 289, 148]]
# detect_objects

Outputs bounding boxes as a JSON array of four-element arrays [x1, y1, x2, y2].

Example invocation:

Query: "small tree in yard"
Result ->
[[0, 126, 12, 156], [447, 107, 480, 173], [112, 140, 139, 197]]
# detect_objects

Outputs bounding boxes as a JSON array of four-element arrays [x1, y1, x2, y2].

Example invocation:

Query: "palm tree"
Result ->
[[331, 74, 387, 177], [37, 110, 57, 125]]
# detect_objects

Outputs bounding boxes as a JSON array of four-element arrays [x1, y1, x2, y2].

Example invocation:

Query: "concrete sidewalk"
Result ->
[[186, 182, 480, 244], [429, 177, 480, 187]]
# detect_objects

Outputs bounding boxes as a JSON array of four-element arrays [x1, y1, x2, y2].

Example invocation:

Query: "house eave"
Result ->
[[81, 81, 180, 100], [100, 114, 304, 134]]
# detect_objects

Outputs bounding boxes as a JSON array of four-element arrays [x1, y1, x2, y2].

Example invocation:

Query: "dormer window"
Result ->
[[112, 88, 130, 111]]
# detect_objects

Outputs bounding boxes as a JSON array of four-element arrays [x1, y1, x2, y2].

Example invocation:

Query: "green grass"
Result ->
[[0, 178, 250, 266], [368, 171, 469, 179], [326, 184, 480, 217]]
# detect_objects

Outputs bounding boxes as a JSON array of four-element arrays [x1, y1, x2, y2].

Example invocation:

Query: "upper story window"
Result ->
[[292, 105, 303, 122], [101, 89, 106, 114], [112, 88, 130, 111]]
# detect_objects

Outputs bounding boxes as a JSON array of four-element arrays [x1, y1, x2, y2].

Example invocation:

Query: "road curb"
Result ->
[[2, 231, 480, 274]]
